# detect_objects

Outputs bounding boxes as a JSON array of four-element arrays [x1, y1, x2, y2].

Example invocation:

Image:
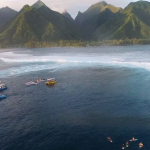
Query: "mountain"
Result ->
[[35, 3, 82, 39], [32, 0, 46, 9], [93, 1, 150, 40], [81, 5, 122, 38], [75, 1, 117, 26], [0, 6, 18, 26], [62, 10, 74, 22], [0, 4, 82, 44]]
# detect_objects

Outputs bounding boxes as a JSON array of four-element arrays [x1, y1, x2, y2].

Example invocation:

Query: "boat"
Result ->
[[45, 78, 57, 85], [139, 142, 143, 148], [0, 84, 7, 91], [25, 81, 39, 85], [0, 94, 7, 100], [107, 136, 113, 142]]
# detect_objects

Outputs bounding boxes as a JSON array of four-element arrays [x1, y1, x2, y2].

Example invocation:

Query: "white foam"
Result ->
[[1, 50, 150, 77]]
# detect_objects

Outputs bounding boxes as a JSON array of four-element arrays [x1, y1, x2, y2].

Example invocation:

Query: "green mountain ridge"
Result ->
[[37, 5, 82, 39], [0, 6, 18, 26], [0, 0, 150, 44], [81, 4, 122, 38], [0, 1, 83, 44], [93, 1, 150, 40], [0, 5, 60, 43], [75, 1, 122, 26], [75, 1, 107, 26]]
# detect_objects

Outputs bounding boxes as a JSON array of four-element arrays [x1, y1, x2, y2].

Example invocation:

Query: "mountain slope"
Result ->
[[75, 1, 107, 26], [37, 4, 83, 39], [81, 5, 121, 37], [93, 1, 150, 40], [62, 10, 74, 22], [0, 7, 18, 26], [0, 5, 75, 44], [32, 0, 46, 9]]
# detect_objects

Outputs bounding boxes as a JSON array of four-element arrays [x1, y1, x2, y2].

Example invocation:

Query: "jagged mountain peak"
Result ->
[[0, 6, 17, 12], [32, 0, 46, 9], [62, 10, 74, 21], [94, 1, 108, 6], [0, 6, 18, 26], [78, 11, 82, 14], [75, 1, 109, 26], [62, 9, 68, 14]]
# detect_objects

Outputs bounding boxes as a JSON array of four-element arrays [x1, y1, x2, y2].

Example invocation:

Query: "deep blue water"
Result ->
[[0, 46, 150, 150]]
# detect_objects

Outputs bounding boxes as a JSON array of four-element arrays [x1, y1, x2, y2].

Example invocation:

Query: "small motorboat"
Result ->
[[139, 142, 143, 148], [25, 81, 39, 85], [0, 94, 7, 100], [107, 136, 113, 142], [0, 84, 7, 91], [122, 144, 125, 149], [45, 78, 57, 85], [126, 141, 129, 147]]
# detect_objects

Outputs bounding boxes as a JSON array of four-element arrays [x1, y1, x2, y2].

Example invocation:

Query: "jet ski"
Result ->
[[107, 136, 113, 142], [0, 84, 7, 91], [0, 94, 7, 100]]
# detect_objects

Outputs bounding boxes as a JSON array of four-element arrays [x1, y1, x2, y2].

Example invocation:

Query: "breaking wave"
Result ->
[[0, 49, 150, 77]]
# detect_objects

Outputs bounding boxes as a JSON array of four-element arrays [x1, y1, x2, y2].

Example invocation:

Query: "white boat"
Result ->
[[47, 78, 55, 81], [25, 81, 39, 85]]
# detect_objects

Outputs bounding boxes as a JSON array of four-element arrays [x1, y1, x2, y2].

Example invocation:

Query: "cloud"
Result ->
[[0, 0, 147, 18]]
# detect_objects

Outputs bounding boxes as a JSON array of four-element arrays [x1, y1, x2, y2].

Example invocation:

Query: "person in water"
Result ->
[[139, 142, 143, 147], [122, 144, 125, 149], [132, 137, 135, 141], [126, 141, 129, 145]]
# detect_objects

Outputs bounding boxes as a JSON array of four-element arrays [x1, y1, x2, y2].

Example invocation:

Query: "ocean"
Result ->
[[0, 45, 150, 150]]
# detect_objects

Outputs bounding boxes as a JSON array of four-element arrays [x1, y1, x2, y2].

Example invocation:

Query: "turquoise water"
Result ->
[[0, 46, 150, 150]]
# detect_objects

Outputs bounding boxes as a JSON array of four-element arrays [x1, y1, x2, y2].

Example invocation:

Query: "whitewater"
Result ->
[[0, 45, 150, 77]]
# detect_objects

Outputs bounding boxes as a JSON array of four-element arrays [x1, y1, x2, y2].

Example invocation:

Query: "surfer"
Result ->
[[139, 142, 143, 148], [126, 141, 129, 147], [107, 136, 112, 142], [132, 137, 135, 141], [122, 144, 125, 149]]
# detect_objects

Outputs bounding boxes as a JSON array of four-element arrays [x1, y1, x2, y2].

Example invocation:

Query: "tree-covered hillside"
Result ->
[[93, 1, 150, 40], [0, 1, 83, 44], [81, 6, 121, 38]]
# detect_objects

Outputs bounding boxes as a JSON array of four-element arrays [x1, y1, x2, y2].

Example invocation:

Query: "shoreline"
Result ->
[[0, 39, 150, 49]]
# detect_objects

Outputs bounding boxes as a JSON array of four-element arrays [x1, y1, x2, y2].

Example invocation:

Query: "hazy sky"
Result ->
[[0, 0, 145, 18]]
